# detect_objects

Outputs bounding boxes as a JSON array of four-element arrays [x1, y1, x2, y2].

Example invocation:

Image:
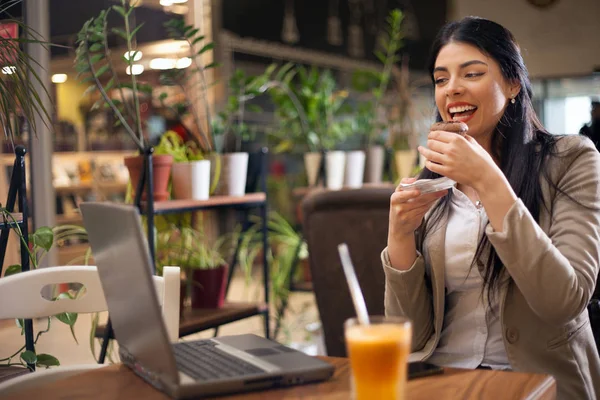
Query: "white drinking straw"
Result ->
[[338, 243, 370, 325]]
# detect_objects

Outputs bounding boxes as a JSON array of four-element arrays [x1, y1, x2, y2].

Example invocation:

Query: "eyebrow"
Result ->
[[433, 60, 488, 73]]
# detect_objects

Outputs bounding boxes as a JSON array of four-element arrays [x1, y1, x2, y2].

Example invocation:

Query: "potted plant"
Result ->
[[351, 9, 405, 183], [211, 63, 307, 196], [388, 56, 426, 180], [237, 211, 308, 340], [154, 131, 211, 201], [157, 225, 230, 310], [269, 66, 352, 188], [75, 0, 174, 201], [154, 18, 221, 198], [209, 68, 266, 197]]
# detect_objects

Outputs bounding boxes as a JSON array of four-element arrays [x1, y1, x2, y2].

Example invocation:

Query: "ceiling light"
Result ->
[[126, 64, 144, 75], [160, 0, 173, 5], [176, 57, 192, 69], [51, 73, 68, 83], [171, 0, 188, 3], [150, 58, 177, 70], [1, 66, 16, 75], [124, 50, 143, 62]]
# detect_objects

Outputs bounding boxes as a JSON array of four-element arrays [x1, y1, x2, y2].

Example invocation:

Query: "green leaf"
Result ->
[[36, 354, 60, 367], [55, 308, 79, 344], [32, 226, 53, 252], [204, 62, 220, 70], [130, 23, 145, 39], [186, 28, 199, 39], [197, 42, 214, 55], [83, 84, 97, 97], [4, 264, 21, 276], [191, 35, 206, 46], [94, 64, 109, 78], [111, 27, 127, 40], [112, 5, 127, 17], [89, 42, 103, 52], [20, 350, 36, 365], [90, 54, 104, 64]]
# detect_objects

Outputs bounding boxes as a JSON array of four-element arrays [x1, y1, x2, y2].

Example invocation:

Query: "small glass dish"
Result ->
[[398, 177, 455, 194]]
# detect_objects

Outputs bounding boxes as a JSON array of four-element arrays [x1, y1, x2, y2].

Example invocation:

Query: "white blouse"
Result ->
[[427, 188, 511, 370]]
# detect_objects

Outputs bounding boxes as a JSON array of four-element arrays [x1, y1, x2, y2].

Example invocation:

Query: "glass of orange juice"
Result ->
[[345, 316, 412, 400]]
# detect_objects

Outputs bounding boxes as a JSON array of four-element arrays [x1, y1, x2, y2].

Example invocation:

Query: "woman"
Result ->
[[383, 16, 600, 399]]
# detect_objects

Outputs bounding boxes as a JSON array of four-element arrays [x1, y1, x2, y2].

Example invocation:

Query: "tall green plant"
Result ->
[[75, 0, 149, 152], [158, 18, 220, 154], [270, 66, 352, 152], [352, 9, 405, 148], [0, 0, 53, 147], [214, 63, 308, 153]]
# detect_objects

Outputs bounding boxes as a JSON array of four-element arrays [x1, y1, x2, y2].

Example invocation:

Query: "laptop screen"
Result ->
[[80, 202, 179, 387]]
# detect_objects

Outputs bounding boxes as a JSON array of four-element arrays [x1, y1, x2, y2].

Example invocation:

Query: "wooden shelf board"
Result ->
[[95, 301, 267, 339], [148, 193, 267, 214]]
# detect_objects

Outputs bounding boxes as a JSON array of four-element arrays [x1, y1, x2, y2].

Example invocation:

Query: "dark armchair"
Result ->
[[301, 185, 395, 357]]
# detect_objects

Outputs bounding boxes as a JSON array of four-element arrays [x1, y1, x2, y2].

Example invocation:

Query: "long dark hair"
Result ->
[[418, 17, 565, 303]]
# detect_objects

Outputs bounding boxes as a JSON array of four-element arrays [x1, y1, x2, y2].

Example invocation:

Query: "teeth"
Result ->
[[449, 105, 476, 113]]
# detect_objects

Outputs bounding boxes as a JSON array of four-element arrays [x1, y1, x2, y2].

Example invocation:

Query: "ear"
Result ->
[[508, 80, 521, 99]]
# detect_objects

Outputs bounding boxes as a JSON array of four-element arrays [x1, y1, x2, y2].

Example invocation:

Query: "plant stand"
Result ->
[[0, 146, 33, 369], [98, 148, 271, 363]]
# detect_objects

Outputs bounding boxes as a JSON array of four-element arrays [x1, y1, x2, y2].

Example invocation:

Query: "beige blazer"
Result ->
[[382, 135, 600, 400]]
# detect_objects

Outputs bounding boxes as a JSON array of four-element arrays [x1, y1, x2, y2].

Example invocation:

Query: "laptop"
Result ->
[[80, 202, 334, 399]]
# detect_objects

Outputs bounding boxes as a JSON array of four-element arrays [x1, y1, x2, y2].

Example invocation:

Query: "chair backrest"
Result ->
[[302, 185, 395, 357], [0, 265, 181, 342]]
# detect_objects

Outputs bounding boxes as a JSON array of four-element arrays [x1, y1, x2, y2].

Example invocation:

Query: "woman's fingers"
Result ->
[[391, 189, 447, 213], [418, 146, 446, 165]]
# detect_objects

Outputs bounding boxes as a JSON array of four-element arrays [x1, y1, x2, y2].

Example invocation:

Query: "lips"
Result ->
[[447, 102, 477, 123]]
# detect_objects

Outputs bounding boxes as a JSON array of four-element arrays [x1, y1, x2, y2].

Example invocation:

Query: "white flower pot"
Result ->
[[344, 150, 365, 188], [171, 160, 211, 200], [365, 145, 385, 184], [394, 149, 418, 180], [304, 152, 323, 187], [221, 152, 249, 197], [326, 151, 346, 190]]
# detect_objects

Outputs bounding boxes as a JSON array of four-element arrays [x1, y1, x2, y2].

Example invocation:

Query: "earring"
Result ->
[[511, 97, 516, 104]]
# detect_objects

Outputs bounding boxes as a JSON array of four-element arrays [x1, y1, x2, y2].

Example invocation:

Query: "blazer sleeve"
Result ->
[[486, 136, 600, 326], [381, 248, 434, 351]]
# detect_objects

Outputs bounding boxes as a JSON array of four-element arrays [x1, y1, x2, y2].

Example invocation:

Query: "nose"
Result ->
[[445, 77, 464, 98]]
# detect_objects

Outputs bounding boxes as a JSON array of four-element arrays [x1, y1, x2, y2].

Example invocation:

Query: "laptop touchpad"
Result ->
[[246, 348, 279, 357]]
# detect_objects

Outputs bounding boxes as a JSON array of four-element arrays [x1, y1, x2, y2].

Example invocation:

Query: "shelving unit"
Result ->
[[97, 148, 271, 364]]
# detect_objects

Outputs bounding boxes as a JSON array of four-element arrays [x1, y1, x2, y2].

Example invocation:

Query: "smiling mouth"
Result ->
[[448, 105, 478, 122]]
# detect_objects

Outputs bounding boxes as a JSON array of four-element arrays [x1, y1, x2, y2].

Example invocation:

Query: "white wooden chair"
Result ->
[[0, 265, 180, 395]]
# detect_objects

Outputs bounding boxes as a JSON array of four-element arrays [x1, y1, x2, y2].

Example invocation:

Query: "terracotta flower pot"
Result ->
[[190, 265, 228, 309], [124, 154, 173, 201]]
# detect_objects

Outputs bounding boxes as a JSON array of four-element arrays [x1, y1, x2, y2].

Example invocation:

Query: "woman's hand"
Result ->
[[389, 178, 447, 240], [387, 178, 447, 270], [418, 129, 518, 232], [418, 129, 501, 191]]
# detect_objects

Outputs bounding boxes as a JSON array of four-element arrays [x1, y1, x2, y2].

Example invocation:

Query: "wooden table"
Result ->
[[4, 357, 556, 400]]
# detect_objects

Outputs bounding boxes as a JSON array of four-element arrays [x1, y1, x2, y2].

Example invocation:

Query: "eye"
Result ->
[[465, 72, 484, 78], [434, 77, 448, 85]]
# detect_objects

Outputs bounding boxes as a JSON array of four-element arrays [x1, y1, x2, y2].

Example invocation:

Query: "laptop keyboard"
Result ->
[[173, 341, 265, 381]]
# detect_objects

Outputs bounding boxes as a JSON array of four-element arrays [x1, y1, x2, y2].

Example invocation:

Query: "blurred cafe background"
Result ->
[[0, 0, 598, 367]]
